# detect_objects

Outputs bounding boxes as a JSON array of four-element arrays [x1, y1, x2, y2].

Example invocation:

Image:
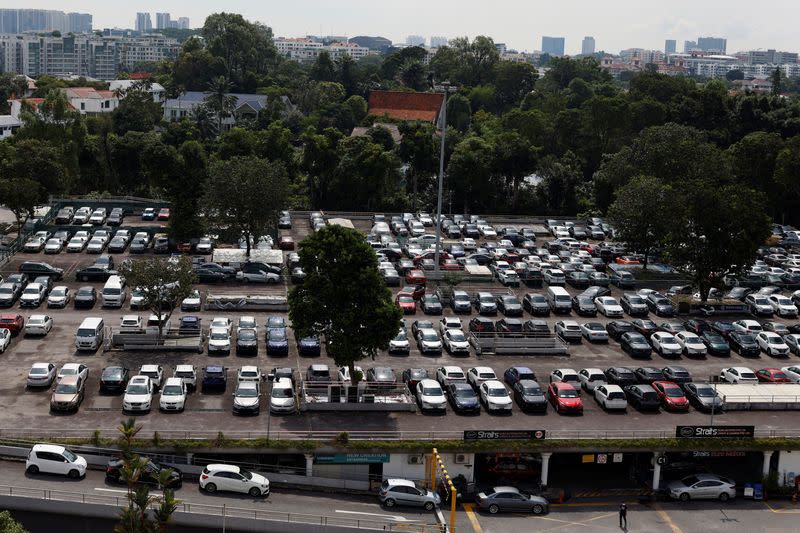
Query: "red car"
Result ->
[[400, 284, 426, 300], [756, 368, 792, 383], [440, 259, 463, 271], [547, 382, 583, 414], [0, 314, 24, 335], [278, 236, 295, 250], [652, 381, 690, 412], [395, 292, 417, 314], [177, 242, 192, 253], [157, 207, 171, 220], [405, 269, 427, 285]]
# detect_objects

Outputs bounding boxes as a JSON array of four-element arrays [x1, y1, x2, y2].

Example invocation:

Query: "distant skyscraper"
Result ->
[[406, 35, 425, 47], [430, 36, 448, 48], [0, 9, 91, 33], [665, 39, 676, 54], [178, 17, 190, 30], [156, 13, 170, 30], [135, 12, 152, 32], [542, 36, 565, 56], [697, 36, 727, 53], [684, 40, 697, 53], [581, 36, 595, 56]]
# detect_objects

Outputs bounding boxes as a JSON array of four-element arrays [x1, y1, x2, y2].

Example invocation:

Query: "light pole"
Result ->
[[433, 83, 453, 280], [266, 372, 275, 442]]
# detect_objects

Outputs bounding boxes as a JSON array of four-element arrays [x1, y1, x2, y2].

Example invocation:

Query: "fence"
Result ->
[[468, 331, 570, 356]]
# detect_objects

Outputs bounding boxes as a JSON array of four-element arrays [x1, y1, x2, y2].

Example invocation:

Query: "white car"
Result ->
[[27, 362, 56, 387], [436, 366, 467, 387], [89, 209, 107, 225], [674, 331, 707, 356], [580, 322, 609, 342], [233, 381, 261, 415], [159, 377, 187, 412], [578, 368, 607, 392], [416, 328, 442, 354], [756, 332, 790, 356], [650, 331, 682, 356], [43, 238, 64, 254], [26, 444, 87, 479], [174, 364, 197, 389], [479, 380, 512, 412], [236, 269, 280, 283], [269, 377, 296, 413], [208, 327, 232, 354], [238, 365, 262, 382], [196, 237, 214, 254], [119, 315, 142, 332], [439, 316, 463, 335], [47, 286, 70, 308], [595, 296, 624, 318], [745, 294, 774, 316], [594, 384, 628, 410], [20, 283, 46, 307], [443, 329, 470, 355], [181, 290, 202, 311], [720, 367, 758, 384], [200, 464, 269, 496], [24, 314, 53, 336], [123, 376, 154, 412], [467, 367, 497, 389], [130, 288, 146, 309], [58, 363, 88, 383], [732, 320, 763, 334], [781, 366, 800, 383], [86, 236, 107, 254], [23, 236, 46, 253], [768, 295, 798, 318], [237, 316, 257, 333], [139, 364, 164, 390], [554, 320, 581, 341], [0, 328, 10, 353], [416, 379, 447, 412], [550, 368, 581, 391], [388, 328, 410, 354], [785, 334, 800, 355], [210, 317, 233, 334], [66, 236, 88, 252]]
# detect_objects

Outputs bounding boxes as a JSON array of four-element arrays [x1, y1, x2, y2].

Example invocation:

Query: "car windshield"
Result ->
[[269, 328, 287, 340], [399, 296, 414, 303], [695, 387, 716, 397], [63, 449, 77, 462], [162, 385, 183, 395], [739, 334, 755, 343], [421, 331, 439, 341], [239, 469, 253, 480], [127, 385, 148, 394], [272, 388, 293, 398], [522, 386, 542, 395], [103, 369, 122, 379], [55, 383, 77, 393], [423, 387, 443, 396], [239, 330, 256, 341], [480, 295, 494, 303], [51, 288, 66, 296], [30, 367, 47, 375], [175, 371, 193, 378], [665, 388, 684, 397], [454, 294, 470, 302], [210, 332, 228, 340], [530, 295, 546, 303], [559, 389, 578, 398], [454, 387, 474, 397], [488, 388, 507, 397], [769, 337, 785, 344], [23, 287, 39, 295], [394, 331, 407, 341], [237, 387, 258, 397], [61, 368, 77, 375], [449, 331, 466, 341]]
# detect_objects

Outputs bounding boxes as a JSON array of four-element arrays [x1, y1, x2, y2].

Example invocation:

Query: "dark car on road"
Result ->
[[194, 263, 235, 282], [201, 365, 227, 391], [266, 327, 289, 356], [605, 367, 637, 387], [475, 487, 548, 515], [711, 321, 736, 339], [469, 317, 495, 333], [729, 332, 761, 356], [75, 265, 116, 282], [402, 368, 428, 388], [106, 458, 182, 488], [620, 332, 652, 358], [99, 366, 130, 393], [0, 283, 21, 306], [504, 366, 537, 386], [19, 261, 63, 281], [572, 296, 597, 317], [236, 328, 259, 356], [662, 366, 692, 386], [446, 383, 481, 414], [635, 366, 665, 384], [522, 293, 550, 316], [606, 320, 634, 341], [178, 315, 202, 334], [420, 295, 443, 315], [74, 286, 97, 309], [625, 384, 661, 411], [297, 336, 321, 356], [701, 332, 730, 356], [495, 318, 523, 336], [497, 295, 523, 317], [632, 319, 659, 338], [646, 293, 676, 317]]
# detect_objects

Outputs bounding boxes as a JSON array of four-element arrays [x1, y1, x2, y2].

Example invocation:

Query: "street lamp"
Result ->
[[266, 372, 275, 442], [433, 82, 454, 279]]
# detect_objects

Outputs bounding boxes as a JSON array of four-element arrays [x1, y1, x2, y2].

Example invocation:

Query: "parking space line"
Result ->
[[764, 501, 800, 514], [461, 503, 483, 533], [653, 502, 683, 533]]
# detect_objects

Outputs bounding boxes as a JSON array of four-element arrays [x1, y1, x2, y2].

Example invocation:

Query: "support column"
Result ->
[[540, 452, 552, 488], [763, 451, 774, 478], [185, 452, 193, 465], [305, 453, 314, 477], [652, 452, 663, 491]]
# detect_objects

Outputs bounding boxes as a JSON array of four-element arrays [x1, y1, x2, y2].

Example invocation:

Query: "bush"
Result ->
[[335, 432, 350, 445]]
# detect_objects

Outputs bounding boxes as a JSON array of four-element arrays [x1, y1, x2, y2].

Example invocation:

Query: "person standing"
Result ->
[[619, 502, 628, 528]]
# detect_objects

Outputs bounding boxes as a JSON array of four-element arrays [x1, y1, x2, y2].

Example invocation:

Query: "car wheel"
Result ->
[[68, 469, 81, 479], [679, 492, 690, 501], [249, 487, 262, 497], [532, 504, 545, 515], [383, 498, 396, 508], [488, 504, 500, 514], [204, 483, 217, 493], [81, 275, 88, 282], [424, 501, 435, 511], [719, 492, 730, 502], [241, 277, 249, 283], [26, 464, 39, 475]]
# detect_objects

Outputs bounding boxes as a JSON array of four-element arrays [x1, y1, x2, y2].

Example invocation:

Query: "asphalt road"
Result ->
[[1, 217, 799, 438]]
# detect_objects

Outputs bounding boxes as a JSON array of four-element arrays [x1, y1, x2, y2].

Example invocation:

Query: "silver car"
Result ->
[[684, 383, 723, 413], [667, 474, 735, 502], [379, 478, 440, 510], [476, 486, 549, 514]]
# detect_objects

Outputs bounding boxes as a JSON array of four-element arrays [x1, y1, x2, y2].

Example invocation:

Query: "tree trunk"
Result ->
[[642, 250, 649, 271], [245, 231, 252, 257]]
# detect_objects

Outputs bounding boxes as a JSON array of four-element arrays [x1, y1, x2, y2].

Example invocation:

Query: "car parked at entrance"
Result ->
[[379, 478, 440, 510], [667, 474, 736, 501], [475, 486, 548, 514]]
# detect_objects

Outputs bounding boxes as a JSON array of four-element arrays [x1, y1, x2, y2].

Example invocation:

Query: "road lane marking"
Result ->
[[334, 510, 416, 522], [461, 503, 483, 533], [535, 512, 619, 533], [654, 502, 683, 533]]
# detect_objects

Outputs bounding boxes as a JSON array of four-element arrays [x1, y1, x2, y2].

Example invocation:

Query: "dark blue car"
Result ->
[[297, 336, 321, 356], [202, 365, 227, 391], [267, 327, 289, 356], [179, 315, 202, 334], [503, 366, 537, 386]]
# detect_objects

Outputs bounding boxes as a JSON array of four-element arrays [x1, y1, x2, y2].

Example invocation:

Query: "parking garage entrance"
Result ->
[[474, 452, 542, 491], [547, 452, 653, 493], [660, 451, 763, 486]]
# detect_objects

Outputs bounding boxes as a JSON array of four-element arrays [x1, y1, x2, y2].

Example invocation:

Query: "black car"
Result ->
[[711, 321, 736, 339], [366, 367, 397, 389], [468, 317, 495, 333], [297, 336, 321, 356], [106, 458, 182, 488], [446, 383, 481, 414], [580, 286, 612, 300], [99, 366, 130, 393], [266, 327, 289, 356], [495, 318, 523, 336], [729, 332, 760, 356], [201, 365, 227, 391], [497, 295, 523, 317], [194, 263, 235, 282], [107, 237, 128, 253], [522, 293, 550, 316], [566, 271, 590, 289], [236, 328, 259, 355], [646, 293, 675, 317], [625, 384, 661, 411], [178, 316, 202, 334], [662, 366, 692, 385], [606, 320, 634, 341], [634, 366, 665, 384], [620, 332, 653, 358], [75, 265, 116, 282], [605, 367, 637, 386], [682, 319, 711, 335], [402, 368, 428, 388], [513, 379, 548, 412], [620, 293, 649, 316], [725, 287, 751, 301], [631, 319, 659, 338], [701, 331, 731, 356], [523, 320, 551, 336], [18, 261, 63, 281], [571, 295, 597, 317], [420, 295, 443, 315], [74, 286, 97, 308]]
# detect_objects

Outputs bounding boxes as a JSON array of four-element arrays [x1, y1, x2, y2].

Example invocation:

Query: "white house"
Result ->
[[108, 80, 166, 103], [0, 115, 22, 139]]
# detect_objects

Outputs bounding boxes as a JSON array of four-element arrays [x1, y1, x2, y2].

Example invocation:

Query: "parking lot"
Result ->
[[1, 212, 799, 437]]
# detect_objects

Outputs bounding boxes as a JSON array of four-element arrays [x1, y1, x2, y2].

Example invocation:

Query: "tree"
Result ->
[[771, 68, 784, 96], [446, 93, 472, 132], [726, 69, 745, 82], [607, 176, 673, 269], [493, 61, 538, 110], [205, 156, 289, 256], [118, 257, 197, 337], [447, 136, 495, 213], [112, 88, 163, 134], [204, 76, 237, 136], [0, 177, 39, 232], [0, 511, 28, 533], [288, 225, 402, 384], [310, 51, 337, 82]]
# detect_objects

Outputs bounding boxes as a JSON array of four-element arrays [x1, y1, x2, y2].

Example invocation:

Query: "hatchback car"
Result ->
[[547, 382, 583, 414], [379, 478, 440, 510], [200, 464, 269, 497], [652, 381, 690, 412], [26, 444, 87, 479]]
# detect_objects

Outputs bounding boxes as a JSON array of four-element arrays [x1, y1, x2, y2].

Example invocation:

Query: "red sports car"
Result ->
[[405, 269, 427, 285], [547, 382, 583, 414], [0, 314, 24, 335], [652, 381, 690, 412], [756, 368, 792, 383], [395, 292, 417, 314]]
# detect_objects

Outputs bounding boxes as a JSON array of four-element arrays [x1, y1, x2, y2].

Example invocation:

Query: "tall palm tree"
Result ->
[[203, 76, 237, 136]]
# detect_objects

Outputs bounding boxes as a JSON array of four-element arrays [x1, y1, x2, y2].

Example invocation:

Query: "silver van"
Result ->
[[546, 286, 572, 314]]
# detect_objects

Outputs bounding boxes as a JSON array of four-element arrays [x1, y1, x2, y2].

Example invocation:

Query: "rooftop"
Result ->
[[367, 90, 444, 122]]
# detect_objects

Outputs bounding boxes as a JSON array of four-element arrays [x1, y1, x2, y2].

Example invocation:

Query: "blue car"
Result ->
[[297, 336, 321, 356], [202, 365, 227, 391], [503, 366, 537, 386], [267, 327, 289, 356], [179, 315, 202, 334]]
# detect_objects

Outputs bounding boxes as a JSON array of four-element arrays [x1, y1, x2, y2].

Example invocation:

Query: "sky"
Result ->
[[18, 0, 800, 54]]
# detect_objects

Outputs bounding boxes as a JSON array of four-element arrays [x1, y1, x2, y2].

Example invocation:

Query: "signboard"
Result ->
[[597, 454, 608, 464], [463, 430, 546, 441], [582, 454, 595, 463], [676, 425, 755, 438], [314, 453, 390, 464], [692, 451, 746, 458], [613, 453, 624, 463]]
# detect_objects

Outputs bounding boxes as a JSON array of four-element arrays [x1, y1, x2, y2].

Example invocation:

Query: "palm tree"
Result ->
[[203, 76, 237, 136]]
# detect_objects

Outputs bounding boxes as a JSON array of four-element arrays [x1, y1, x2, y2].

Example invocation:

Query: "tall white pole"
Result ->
[[433, 86, 449, 279]]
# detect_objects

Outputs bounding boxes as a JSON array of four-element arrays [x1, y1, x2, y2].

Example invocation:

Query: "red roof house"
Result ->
[[368, 90, 444, 122]]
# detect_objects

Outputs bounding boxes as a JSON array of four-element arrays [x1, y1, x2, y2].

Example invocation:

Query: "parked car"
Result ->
[[379, 478, 440, 510], [652, 381, 690, 412], [446, 382, 481, 414], [26, 444, 87, 479], [625, 384, 661, 411], [547, 382, 583, 414], [123, 376, 154, 413], [684, 383, 723, 412], [26, 362, 56, 388], [729, 332, 761, 357], [200, 464, 269, 497], [416, 379, 447, 412], [620, 332, 652, 358], [475, 486, 548, 515], [667, 474, 735, 502]]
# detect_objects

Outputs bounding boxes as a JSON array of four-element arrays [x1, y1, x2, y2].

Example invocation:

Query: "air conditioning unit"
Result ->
[[408, 454, 424, 465], [454, 453, 469, 464]]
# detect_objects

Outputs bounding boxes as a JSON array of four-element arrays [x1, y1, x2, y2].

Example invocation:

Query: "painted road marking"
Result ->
[[334, 510, 416, 522], [764, 501, 800, 514], [535, 512, 620, 532], [654, 502, 683, 533], [461, 503, 483, 533]]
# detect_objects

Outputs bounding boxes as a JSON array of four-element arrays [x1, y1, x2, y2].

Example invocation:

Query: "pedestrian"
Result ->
[[619, 502, 628, 529]]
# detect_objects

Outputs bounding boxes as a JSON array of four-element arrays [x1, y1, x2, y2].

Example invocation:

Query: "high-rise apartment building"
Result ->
[[178, 17, 190, 30], [665, 39, 676, 54], [156, 13, 171, 30], [541, 36, 565, 56], [581, 36, 595, 56], [430, 36, 448, 48], [0, 9, 91, 33], [406, 35, 425, 47], [697, 36, 727, 54], [135, 13, 152, 32], [684, 40, 698, 53]]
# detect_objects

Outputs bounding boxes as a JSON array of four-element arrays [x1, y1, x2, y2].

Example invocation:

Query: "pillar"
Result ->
[[185, 452, 193, 465], [763, 451, 774, 477], [305, 453, 314, 477], [540, 452, 552, 487], [652, 452, 663, 491]]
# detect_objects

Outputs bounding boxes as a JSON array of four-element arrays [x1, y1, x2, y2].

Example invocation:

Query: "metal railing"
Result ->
[[0, 484, 438, 532]]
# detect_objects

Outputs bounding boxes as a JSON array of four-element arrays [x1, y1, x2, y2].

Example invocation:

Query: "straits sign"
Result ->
[[675, 425, 755, 438]]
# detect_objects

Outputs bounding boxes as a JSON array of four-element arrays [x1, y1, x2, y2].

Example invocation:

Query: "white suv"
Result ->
[[199, 464, 270, 497], [26, 444, 87, 478], [123, 376, 154, 412], [159, 377, 187, 412]]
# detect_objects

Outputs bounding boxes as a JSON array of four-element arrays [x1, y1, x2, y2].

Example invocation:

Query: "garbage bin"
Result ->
[[754, 483, 764, 500], [743, 483, 754, 499]]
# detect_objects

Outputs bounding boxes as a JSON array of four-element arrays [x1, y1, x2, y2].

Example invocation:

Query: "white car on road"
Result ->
[[674, 331, 707, 356], [756, 332, 790, 357], [720, 367, 758, 384], [0, 328, 10, 353], [467, 367, 497, 389], [159, 377, 187, 412], [416, 379, 447, 412], [578, 368, 607, 392], [24, 314, 53, 336], [650, 332, 682, 356], [732, 320, 763, 334], [768, 295, 798, 318], [123, 376, 154, 412]]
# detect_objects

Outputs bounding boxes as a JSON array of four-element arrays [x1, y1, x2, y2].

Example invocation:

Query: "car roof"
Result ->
[[273, 377, 293, 387], [386, 478, 415, 487], [175, 364, 194, 371], [419, 378, 440, 387], [206, 365, 224, 372], [140, 364, 160, 371], [491, 486, 521, 494], [472, 366, 494, 373], [163, 377, 183, 386], [32, 443, 66, 453], [130, 375, 150, 383], [484, 380, 505, 388], [205, 464, 241, 473], [442, 366, 463, 372], [240, 365, 259, 372]]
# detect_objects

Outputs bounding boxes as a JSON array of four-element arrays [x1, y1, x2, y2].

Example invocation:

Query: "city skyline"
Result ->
[[9, 0, 800, 54]]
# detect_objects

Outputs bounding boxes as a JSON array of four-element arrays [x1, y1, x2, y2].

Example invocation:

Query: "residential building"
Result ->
[[163, 91, 294, 129], [581, 36, 595, 56], [367, 90, 444, 123], [665, 39, 676, 54], [697, 36, 727, 54], [541, 36, 565, 56], [177, 17, 190, 30], [326, 41, 370, 60], [108, 79, 166, 103], [0, 9, 92, 33], [406, 35, 425, 47], [620, 48, 664, 65], [156, 13, 171, 30], [273, 37, 369, 61], [731, 79, 773, 93], [0, 114, 21, 139], [64, 87, 118, 114], [135, 13, 152, 33], [430, 36, 448, 48], [737, 49, 799, 65], [495, 43, 507, 54], [684, 40, 697, 53]]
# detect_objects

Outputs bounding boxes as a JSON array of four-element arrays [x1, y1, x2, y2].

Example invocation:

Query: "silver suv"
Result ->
[[379, 478, 441, 510]]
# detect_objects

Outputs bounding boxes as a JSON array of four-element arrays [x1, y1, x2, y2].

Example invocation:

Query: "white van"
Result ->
[[546, 286, 572, 314], [101, 275, 127, 308], [75, 317, 105, 351]]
